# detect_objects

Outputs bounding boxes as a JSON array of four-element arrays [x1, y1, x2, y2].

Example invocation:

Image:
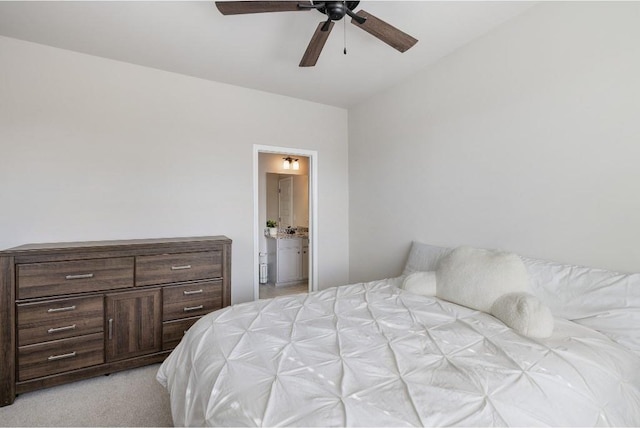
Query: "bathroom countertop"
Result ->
[[267, 233, 309, 240]]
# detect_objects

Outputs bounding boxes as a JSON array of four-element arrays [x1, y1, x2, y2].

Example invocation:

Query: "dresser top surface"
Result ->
[[1, 236, 231, 255]]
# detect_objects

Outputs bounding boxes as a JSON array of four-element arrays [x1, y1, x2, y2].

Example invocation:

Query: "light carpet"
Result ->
[[0, 364, 172, 427]]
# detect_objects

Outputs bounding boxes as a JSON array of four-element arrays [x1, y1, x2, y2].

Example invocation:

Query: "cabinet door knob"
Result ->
[[108, 318, 114, 340]]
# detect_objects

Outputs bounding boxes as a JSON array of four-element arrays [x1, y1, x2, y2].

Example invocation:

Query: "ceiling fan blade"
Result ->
[[350, 10, 417, 53], [299, 20, 335, 67], [215, 1, 312, 15]]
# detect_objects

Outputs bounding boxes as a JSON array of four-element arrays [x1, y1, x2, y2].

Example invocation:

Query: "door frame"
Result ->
[[253, 145, 319, 300]]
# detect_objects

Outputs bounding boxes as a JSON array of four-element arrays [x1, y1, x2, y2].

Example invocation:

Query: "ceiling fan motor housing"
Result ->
[[313, 1, 360, 21]]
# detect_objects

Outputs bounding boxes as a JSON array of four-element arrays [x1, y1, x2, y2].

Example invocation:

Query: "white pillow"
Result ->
[[401, 271, 436, 296], [491, 292, 554, 338], [435, 246, 554, 338], [523, 256, 640, 354], [402, 241, 451, 275], [436, 246, 531, 313], [403, 242, 640, 347]]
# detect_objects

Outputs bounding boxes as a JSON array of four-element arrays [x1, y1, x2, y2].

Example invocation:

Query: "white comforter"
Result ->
[[157, 279, 640, 426]]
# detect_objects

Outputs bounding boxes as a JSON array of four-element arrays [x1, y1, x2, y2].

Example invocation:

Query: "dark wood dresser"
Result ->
[[0, 236, 231, 407]]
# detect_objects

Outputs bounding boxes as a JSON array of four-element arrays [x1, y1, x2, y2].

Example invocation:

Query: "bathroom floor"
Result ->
[[259, 282, 309, 299]]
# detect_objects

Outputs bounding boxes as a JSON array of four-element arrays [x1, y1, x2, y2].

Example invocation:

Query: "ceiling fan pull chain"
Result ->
[[343, 11, 347, 55]]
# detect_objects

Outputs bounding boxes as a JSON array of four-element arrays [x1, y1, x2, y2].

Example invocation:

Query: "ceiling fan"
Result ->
[[215, 1, 418, 67]]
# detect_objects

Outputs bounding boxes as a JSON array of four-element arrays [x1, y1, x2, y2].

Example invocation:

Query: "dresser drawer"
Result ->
[[17, 257, 134, 299], [162, 317, 201, 351], [17, 296, 104, 346], [136, 251, 222, 286], [162, 280, 222, 321], [18, 333, 104, 381]]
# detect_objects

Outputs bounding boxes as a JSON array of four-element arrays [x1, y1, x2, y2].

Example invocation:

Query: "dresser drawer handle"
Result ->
[[48, 324, 77, 334], [47, 351, 77, 361], [65, 273, 94, 280], [183, 289, 203, 296], [47, 305, 77, 313], [171, 265, 192, 271], [183, 305, 204, 312]]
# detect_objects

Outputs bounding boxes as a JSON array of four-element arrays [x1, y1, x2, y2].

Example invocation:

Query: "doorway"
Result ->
[[253, 145, 318, 301]]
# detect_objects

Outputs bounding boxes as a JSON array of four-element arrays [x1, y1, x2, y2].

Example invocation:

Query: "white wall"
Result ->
[[0, 36, 349, 303], [349, 2, 640, 281]]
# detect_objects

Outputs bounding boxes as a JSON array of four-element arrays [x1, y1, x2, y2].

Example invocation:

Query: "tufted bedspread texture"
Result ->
[[158, 279, 640, 427]]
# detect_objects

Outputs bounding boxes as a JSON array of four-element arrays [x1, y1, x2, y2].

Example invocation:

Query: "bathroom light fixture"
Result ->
[[283, 157, 300, 170]]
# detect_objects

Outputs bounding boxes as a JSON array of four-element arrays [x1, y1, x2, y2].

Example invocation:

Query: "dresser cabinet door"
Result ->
[[105, 289, 161, 362]]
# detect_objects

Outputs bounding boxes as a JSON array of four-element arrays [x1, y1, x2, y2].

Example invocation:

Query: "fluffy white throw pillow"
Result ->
[[436, 246, 531, 313], [402, 271, 437, 296], [435, 246, 554, 338], [491, 293, 554, 338]]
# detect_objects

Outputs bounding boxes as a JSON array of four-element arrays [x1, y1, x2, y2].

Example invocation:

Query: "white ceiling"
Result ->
[[0, 1, 535, 108]]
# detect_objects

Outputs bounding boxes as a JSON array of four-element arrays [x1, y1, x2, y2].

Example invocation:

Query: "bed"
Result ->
[[157, 242, 640, 426]]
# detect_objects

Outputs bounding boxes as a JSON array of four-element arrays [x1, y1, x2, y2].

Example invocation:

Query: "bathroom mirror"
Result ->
[[266, 173, 309, 231]]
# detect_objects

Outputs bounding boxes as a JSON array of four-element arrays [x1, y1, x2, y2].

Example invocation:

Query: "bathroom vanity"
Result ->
[[266, 236, 308, 287]]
